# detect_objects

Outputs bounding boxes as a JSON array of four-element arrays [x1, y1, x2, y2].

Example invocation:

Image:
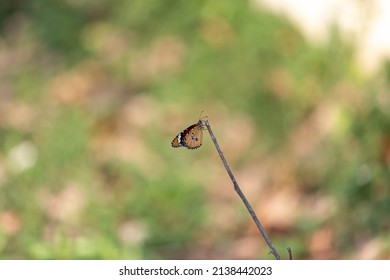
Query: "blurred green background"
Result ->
[[0, 0, 390, 259]]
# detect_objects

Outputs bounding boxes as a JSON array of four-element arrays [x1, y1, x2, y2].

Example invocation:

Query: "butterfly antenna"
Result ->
[[198, 110, 208, 121]]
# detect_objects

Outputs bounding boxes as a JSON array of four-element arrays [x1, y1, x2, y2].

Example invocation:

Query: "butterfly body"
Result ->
[[171, 120, 204, 150]]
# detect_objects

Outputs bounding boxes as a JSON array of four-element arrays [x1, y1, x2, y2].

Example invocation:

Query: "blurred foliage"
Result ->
[[0, 0, 389, 259]]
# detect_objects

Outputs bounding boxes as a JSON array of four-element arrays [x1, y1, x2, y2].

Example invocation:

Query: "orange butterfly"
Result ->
[[171, 113, 206, 150]]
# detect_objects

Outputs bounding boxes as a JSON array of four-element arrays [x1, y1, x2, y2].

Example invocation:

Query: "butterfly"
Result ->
[[171, 114, 206, 150]]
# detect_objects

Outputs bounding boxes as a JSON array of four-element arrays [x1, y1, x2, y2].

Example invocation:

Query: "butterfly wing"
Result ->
[[171, 134, 182, 148], [181, 124, 203, 149], [171, 120, 204, 150]]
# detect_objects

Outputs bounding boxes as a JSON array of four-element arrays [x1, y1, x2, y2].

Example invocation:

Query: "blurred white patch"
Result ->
[[355, 238, 383, 259], [6, 141, 38, 173], [254, 0, 390, 74], [41, 184, 86, 223], [117, 220, 148, 246]]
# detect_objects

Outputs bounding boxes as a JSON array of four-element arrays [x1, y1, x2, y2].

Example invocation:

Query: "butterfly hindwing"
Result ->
[[181, 122, 203, 149], [171, 120, 204, 150]]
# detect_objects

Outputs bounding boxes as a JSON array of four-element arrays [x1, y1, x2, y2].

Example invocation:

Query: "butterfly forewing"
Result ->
[[171, 134, 181, 148]]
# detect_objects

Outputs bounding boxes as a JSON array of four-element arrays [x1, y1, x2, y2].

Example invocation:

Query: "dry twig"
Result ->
[[204, 120, 282, 260]]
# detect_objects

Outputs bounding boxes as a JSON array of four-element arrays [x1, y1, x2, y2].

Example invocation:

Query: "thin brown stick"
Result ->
[[204, 120, 281, 260], [287, 247, 293, 260]]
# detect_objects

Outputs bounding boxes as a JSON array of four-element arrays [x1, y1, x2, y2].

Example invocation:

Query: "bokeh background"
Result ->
[[1, 0, 390, 260]]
